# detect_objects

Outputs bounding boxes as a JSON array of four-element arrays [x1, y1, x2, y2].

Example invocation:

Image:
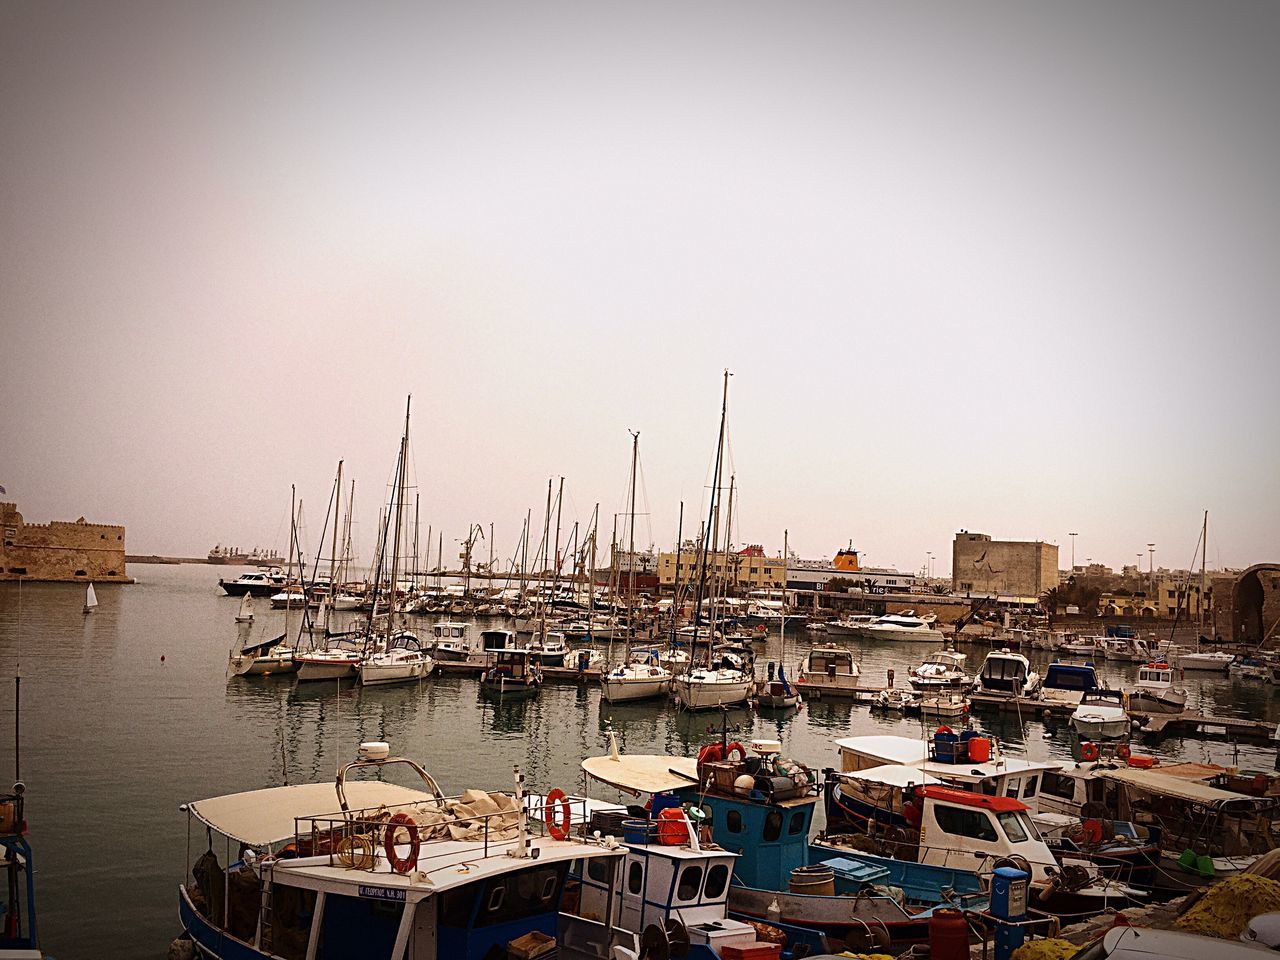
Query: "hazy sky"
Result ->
[[2, 1, 1277, 575]]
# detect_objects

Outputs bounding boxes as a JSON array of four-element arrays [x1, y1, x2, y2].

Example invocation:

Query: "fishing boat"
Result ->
[[870, 687, 917, 712], [480, 649, 543, 700], [1229, 657, 1271, 681], [480, 628, 519, 653], [852, 612, 944, 642], [975, 648, 1043, 699], [528, 630, 569, 668], [82, 582, 97, 615], [1070, 690, 1131, 740], [817, 769, 1144, 918], [916, 693, 970, 719], [2, 776, 48, 956], [907, 650, 970, 691], [1040, 660, 1105, 709], [1125, 660, 1187, 714], [218, 568, 287, 597], [1057, 635, 1102, 657], [234, 594, 254, 623], [176, 743, 627, 960], [795, 643, 862, 697], [429, 622, 474, 661], [359, 632, 433, 686]]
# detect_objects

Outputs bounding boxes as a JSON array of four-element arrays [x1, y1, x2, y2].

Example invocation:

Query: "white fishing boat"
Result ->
[[907, 650, 970, 691], [529, 630, 569, 667], [917, 693, 970, 719], [234, 593, 254, 623], [853, 612, 944, 642], [1057, 635, 1102, 657], [359, 632, 433, 686], [1070, 690, 1131, 740], [82, 583, 97, 615], [1125, 660, 1187, 715], [975, 648, 1043, 699], [428, 621, 473, 661], [796, 643, 862, 696]]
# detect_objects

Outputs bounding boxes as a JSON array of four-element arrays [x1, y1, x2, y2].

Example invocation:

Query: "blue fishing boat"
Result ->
[[0, 784, 46, 957]]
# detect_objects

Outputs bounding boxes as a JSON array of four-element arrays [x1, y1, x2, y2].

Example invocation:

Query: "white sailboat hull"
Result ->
[[359, 655, 434, 686], [600, 670, 672, 703], [230, 651, 298, 677], [295, 655, 360, 682], [673, 672, 752, 710]]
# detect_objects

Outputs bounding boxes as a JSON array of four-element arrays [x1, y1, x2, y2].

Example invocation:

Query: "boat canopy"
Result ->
[[836, 764, 943, 788], [581, 753, 699, 797], [834, 736, 930, 766], [1095, 768, 1275, 810], [187, 781, 435, 847]]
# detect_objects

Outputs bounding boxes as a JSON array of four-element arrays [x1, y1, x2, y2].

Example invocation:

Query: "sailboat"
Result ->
[[673, 372, 753, 711], [602, 432, 674, 703], [753, 530, 801, 711], [234, 594, 254, 623], [82, 583, 97, 615], [229, 487, 302, 678], [358, 399, 434, 687]]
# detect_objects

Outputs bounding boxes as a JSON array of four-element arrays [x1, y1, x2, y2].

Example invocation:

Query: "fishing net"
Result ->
[[1010, 939, 1077, 960], [1174, 873, 1280, 939]]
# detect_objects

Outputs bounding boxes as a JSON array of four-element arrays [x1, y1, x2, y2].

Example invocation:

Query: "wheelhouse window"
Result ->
[[1041, 771, 1076, 801], [933, 804, 998, 842], [1022, 776, 1039, 799], [998, 811, 1029, 843], [788, 811, 806, 836], [704, 863, 729, 899], [627, 861, 643, 894], [763, 811, 783, 842], [726, 810, 743, 833], [676, 865, 704, 901], [586, 858, 610, 883], [474, 863, 567, 928]]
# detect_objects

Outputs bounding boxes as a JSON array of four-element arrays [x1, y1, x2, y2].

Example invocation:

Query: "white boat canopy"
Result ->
[[187, 781, 437, 848], [835, 764, 943, 788], [1095, 768, 1275, 810], [582, 753, 699, 797]]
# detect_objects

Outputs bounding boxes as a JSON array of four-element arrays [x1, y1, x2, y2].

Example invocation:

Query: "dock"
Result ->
[[1133, 712, 1278, 744]]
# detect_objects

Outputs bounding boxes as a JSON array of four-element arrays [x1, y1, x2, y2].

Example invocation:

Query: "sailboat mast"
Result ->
[[326, 461, 343, 633], [385, 397, 411, 635], [625, 431, 640, 653], [672, 500, 684, 645], [1200, 509, 1208, 634], [691, 370, 730, 665], [781, 528, 789, 656]]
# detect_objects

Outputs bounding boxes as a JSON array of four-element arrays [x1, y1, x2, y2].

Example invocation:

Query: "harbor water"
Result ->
[[1, 564, 1277, 958]]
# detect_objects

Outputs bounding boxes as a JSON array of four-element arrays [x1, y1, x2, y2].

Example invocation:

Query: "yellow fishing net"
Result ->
[[1175, 874, 1280, 939], [1010, 940, 1077, 960]]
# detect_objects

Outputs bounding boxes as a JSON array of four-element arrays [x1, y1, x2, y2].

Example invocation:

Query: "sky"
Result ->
[[2, 0, 1278, 576]]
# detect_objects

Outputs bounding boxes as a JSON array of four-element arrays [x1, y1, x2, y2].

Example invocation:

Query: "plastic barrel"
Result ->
[[788, 864, 835, 896], [928, 907, 970, 960], [621, 819, 651, 844], [968, 736, 991, 762]]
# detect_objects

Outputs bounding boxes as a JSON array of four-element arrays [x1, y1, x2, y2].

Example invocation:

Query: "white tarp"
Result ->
[[581, 754, 699, 796], [188, 781, 437, 847]]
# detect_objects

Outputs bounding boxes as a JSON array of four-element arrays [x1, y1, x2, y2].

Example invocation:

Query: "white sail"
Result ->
[[236, 594, 254, 622], [84, 582, 98, 613]]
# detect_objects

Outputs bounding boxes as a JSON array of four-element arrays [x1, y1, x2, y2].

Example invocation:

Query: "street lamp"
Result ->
[[926, 552, 934, 579], [1147, 544, 1155, 594], [1069, 533, 1078, 571]]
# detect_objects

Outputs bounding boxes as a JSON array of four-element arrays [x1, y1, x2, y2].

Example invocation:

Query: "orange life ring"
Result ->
[[1079, 742, 1100, 762], [1115, 743, 1131, 760], [544, 788, 571, 841], [384, 813, 420, 875], [1082, 818, 1104, 845], [725, 741, 747, 762], [935, 725, 955, 738]]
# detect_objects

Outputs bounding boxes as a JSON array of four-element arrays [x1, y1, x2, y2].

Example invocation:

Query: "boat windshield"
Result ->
[[998, 810, 1032, 843]]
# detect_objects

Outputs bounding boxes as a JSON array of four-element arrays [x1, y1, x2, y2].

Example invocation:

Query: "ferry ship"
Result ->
[[207, 544, 285, 567]]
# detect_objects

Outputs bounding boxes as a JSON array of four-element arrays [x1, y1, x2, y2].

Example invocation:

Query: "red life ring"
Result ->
[[935, 725, 954, 738], [1079, 742, 1100, 762], [725, 741, 747, 762], [1116, 743, 1131, 760], [384, 813, 420, 875], [545, 788, 571, 841]]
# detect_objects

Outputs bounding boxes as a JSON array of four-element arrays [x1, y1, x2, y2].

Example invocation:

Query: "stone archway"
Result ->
[[1231, 564, 1280, 644]]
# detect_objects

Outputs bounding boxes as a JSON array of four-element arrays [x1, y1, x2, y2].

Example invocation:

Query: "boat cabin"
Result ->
[[0, 789, 40, 956], [486, 649, 540, 681], [480, 629, 517, 652], [1136, 662, 1176, 689], [1041, 661, 1101, 705], [977, 649, 1038, 696], [797, 644, 860, 694]]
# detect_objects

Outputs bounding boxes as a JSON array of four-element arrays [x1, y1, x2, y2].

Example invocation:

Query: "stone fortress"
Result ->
[[0, 501, 132, 582]]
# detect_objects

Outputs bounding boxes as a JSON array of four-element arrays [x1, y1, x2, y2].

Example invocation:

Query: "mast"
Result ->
[[671, 500, 684, 646], [326, 461, 343, 634], [385, 397, 411, 637], [413, 493, 421, 593], [780, 528, 789, 664], [691, 370, 730, 668], [625, 431, 640, 657], [1199, 509, 1208, 636]]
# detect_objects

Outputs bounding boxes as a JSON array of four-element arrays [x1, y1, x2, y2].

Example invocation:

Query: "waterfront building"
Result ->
[[657, 542, 785, 591], [785, 544, 916, 594], [0, 501, 132, 582], [952, 530, 1057, 598]]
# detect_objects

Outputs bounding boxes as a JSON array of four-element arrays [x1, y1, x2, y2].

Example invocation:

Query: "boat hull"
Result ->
[[728, 885, 927, 949], [358, 660, 431, 685], [218, 581, 281, 598], [673, 677, 752, 710], [600, 675, 671, 703], [231, 655, 297, 677], [1126, 691, 1186, 714], [1070, 716, 1131, 740], [295, 658, 359, 682]]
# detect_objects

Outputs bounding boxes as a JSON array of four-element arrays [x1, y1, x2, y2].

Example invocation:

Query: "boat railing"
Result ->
[[290, 792, 591, 873]]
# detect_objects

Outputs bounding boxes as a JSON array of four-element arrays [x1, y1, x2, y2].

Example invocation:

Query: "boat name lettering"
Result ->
[[358, 885, 407, 902]]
